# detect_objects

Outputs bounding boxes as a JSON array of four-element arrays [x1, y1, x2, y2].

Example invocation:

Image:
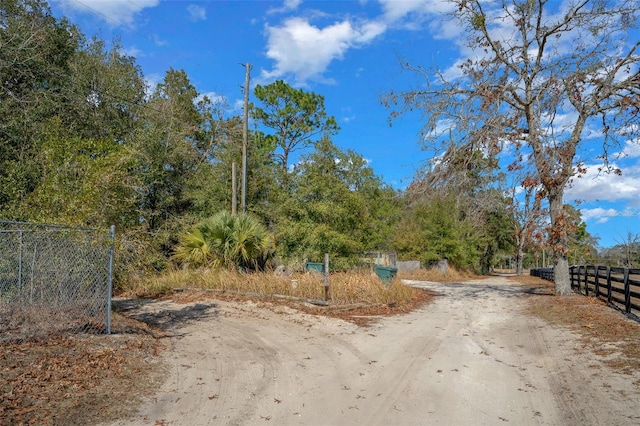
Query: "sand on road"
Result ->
[[109, 276, 640, 426]]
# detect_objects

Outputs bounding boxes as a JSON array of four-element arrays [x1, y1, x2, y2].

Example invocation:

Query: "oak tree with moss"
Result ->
[[385, 0, 640, 295]]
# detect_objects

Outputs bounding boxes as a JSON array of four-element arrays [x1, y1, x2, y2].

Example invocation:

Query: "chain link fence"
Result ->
[[0, 221, 115, 342]]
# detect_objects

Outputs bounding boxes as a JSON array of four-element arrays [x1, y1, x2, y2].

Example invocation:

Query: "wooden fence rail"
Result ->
[[530, 266, 640, 319], [569, 265, 640, 319], [530, 267, 554, 282]]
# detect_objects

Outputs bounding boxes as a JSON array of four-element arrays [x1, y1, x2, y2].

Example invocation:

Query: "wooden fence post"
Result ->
[[561, 265, 639, 318], [324, 253, 329, 302], [570, 266, 575, 289], [624, 268, 631, 314], [576, 265, 582, 294], [583, 265, 589, 296], [606, 266, 613, 304]]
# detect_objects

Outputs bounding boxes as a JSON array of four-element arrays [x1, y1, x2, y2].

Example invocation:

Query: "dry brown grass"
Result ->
[[511, 274, 640, 384], [118, 268, 435, 330], [120, 268, 418, 307]]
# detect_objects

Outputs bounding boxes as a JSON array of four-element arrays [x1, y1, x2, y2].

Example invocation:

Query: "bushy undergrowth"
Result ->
[[120, 269, 416, 306]]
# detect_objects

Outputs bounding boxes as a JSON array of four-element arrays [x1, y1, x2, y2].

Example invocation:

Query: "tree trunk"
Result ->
[[548, 190, 571, 295], [514, 232, 525, 275], [516, 246, 524, 276], [553, 257, 570, 295]]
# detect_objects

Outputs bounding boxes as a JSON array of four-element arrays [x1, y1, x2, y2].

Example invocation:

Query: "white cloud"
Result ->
[[187, 4, 207, 22], [268, 0, 303, 15], [378, 0, 452, 24], [426, 118, 455, 139], [122, 46, 143, 59], [580, 207, 638, 224], [441, 58, 466, 82], [377, 0, 459, 37], [55, 0, 159, 26], [144, 72, 163, 97], [580, 207, 619, 223], [379, 0, 424, 22], [258, 0, 457, 85], [285, 0, 303, 9], [151, 34, 166, 47], [616, 140, 640, 159], [261, 17, 385, 84], [197, 92, 227, 106], [565, 161, 640, 203], [430, 15, 464, 40], [232, 98, 245, 113]]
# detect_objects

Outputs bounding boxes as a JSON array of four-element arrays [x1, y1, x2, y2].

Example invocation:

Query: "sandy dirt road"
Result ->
[[110, 276, 640, 425]]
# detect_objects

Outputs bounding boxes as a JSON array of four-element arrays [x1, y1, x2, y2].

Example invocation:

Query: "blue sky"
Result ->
[[49, 0, 639, 248]]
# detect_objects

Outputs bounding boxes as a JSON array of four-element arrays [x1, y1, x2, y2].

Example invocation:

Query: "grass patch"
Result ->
[[118, 267, 443, 328], [120, 268, 418, 307]]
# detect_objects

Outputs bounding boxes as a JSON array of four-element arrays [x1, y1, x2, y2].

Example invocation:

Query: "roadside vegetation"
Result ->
[[6, 0, 639, 301], [122, 269, 414, 306]]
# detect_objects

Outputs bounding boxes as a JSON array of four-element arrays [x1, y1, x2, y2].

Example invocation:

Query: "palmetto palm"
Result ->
[[174, 211, 275, 270], [171, 227, 213, 268]]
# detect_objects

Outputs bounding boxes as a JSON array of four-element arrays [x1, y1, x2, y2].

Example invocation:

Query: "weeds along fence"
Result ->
[[570, 265, 640, 319], [0, 221, 115, 341]]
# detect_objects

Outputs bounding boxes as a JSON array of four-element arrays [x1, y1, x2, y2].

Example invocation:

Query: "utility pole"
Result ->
[[231, 162, 237, 215], [241, 63, 252, 213]]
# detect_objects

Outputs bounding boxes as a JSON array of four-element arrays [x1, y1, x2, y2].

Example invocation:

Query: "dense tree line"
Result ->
[[0, 0, 403, 280], [2, 0, 612, 284]]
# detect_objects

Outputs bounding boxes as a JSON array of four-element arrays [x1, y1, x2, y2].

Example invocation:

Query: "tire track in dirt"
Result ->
[[355, 278, 562, 425], [109, 277, 640, 426]]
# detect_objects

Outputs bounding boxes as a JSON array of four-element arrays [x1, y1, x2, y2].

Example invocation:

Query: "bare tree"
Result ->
[[406, 145, 507, 226], [614, 232, 640, 267], [384, 0, 640, 295]]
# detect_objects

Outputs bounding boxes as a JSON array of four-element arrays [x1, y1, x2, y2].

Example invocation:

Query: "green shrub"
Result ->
[[173, 211, 275, 270]]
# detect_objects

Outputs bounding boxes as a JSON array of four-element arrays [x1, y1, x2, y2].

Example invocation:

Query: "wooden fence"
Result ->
[[529, 266, 640, 319], [569, 265, 640, 318], [530, 267, 554, 282]]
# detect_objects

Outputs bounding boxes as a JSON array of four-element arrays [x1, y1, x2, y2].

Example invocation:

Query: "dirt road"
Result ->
[[110, 276, 640, 425]]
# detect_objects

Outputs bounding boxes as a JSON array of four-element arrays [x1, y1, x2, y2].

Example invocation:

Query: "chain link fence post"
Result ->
[[106, 225, 115, 335]]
